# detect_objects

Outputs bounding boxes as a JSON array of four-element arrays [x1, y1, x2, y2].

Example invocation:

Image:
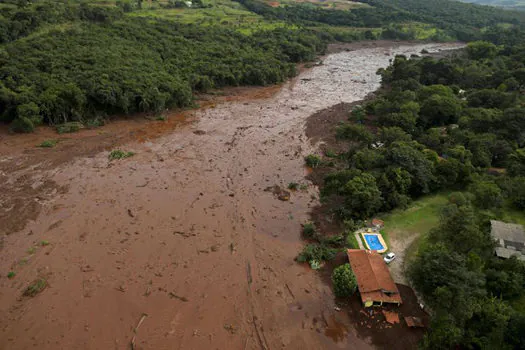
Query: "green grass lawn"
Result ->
[[127, 0, 292, 33], [379, 193, 450, 264], [380, 193, 450, 241]]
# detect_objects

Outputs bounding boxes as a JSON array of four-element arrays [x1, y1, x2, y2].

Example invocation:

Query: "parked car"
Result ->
[[384, 252, 396, 264]]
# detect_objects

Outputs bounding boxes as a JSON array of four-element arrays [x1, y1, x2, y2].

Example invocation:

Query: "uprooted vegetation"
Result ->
[[37, 139, 58, 148], [108, 150, 135, 161], [23, 278, 48, 297]]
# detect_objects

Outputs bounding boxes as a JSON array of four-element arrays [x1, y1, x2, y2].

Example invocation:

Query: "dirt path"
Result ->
[[387, 234, 418, 285], [0, 42, 462, 350]]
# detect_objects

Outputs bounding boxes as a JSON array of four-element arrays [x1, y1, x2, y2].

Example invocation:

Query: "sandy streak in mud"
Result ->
[[0, 42, 463, 350]]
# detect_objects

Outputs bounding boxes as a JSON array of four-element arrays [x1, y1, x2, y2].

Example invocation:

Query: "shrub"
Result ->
[[296, 244, 337, 263], [302, 222, 317, 238], [37, 139, 58, 148], [11, 103, 43, 132], [10, 117, 36, 133], [56, 122, 84, 134], [350, 105, 366, 122], [108, 149, 135, 160], [305, 154, 322, 168], [319, 234, 345, 247], [7, 271, 16, 279], [86, 117, 106, 128], [331, 263, 357, 297], [288, 182, 299, 190], [324, 149, 338, 158]]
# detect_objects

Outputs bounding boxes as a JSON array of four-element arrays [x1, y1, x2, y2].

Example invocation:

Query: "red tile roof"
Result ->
[[405, 316, 425, 328], [346, 249, 402, 305]]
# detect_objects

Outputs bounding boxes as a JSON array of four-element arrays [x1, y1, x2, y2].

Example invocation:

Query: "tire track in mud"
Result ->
[[0, 42, 463, 350]]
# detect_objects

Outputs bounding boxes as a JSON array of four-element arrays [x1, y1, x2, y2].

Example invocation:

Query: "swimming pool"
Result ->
[[363, 233, 387, 253]]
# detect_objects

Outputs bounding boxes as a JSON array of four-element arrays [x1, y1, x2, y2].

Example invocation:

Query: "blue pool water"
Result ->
[[364, 234, 384, 251]]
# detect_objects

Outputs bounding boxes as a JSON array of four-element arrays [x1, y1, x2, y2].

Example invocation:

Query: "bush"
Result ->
[[331, 263, 357, 298], [288, 182, 299, 190], [10, 117, 36, 133], [302, 222, 317, 239], [86, 117, 106, 128], [56, 122, 84, 134], [109, 149, 135, 160], [296, 244, 337, 263], [305, 154, 322, 168], [37, 139, 58, 148], [319, 234, 345, 247]]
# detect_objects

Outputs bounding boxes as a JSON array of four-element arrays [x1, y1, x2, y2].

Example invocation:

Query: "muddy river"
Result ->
[[0, 42, 463, 350]]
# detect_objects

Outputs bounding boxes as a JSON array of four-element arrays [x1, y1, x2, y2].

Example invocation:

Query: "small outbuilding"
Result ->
[[347, 249, 402, 307], [371, 218, 384, 229], [405, 316, 425, 328]]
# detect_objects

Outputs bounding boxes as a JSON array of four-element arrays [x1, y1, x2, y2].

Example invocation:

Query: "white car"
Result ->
[[384, 252, 396, 264]]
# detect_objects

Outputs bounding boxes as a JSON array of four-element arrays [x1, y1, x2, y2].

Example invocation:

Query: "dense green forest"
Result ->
[[459, 0, 525, 11], [304, 40, 525, 348], [2, 0, 525, 131]]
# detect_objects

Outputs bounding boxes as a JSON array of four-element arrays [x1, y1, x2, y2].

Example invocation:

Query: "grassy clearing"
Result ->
[[276, 0, 371, 10], [380, 193, 449, 264], [108, 149, 135, 161], [126, 0, 292, 34], [345, 231, 360, 249], [380, 193, 449, 241]]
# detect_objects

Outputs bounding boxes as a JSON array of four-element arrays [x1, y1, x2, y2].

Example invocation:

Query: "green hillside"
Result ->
[[2, 0, 525, 131], [458, 0, 525, 11]]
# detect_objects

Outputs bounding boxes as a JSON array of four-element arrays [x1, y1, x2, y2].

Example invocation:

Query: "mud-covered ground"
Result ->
[[0, 42, 462, 350]]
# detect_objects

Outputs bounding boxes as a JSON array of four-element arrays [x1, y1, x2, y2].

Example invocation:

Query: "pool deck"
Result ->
[[361, 231, 388, 254]]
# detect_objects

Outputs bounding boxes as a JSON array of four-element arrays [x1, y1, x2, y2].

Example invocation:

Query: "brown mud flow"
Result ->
[[0, 42, 462, 350]]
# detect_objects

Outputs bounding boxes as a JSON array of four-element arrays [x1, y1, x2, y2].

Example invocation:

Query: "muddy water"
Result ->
[[0, 42, 462, 350]]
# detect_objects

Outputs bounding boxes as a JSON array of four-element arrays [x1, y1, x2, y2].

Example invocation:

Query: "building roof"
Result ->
[[346, 249, 402, 305], [495, 247, 525, 261], [491, 220, 525, 243], [405, 316, 424, 328], [491, 220, 525, 260], [371, 218, 384, 227]]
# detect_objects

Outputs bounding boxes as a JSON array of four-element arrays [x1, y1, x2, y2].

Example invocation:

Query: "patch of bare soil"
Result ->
[[345, 284, 429, 349], [387, 234, 418, 285], [0, 42, 462, 350]]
